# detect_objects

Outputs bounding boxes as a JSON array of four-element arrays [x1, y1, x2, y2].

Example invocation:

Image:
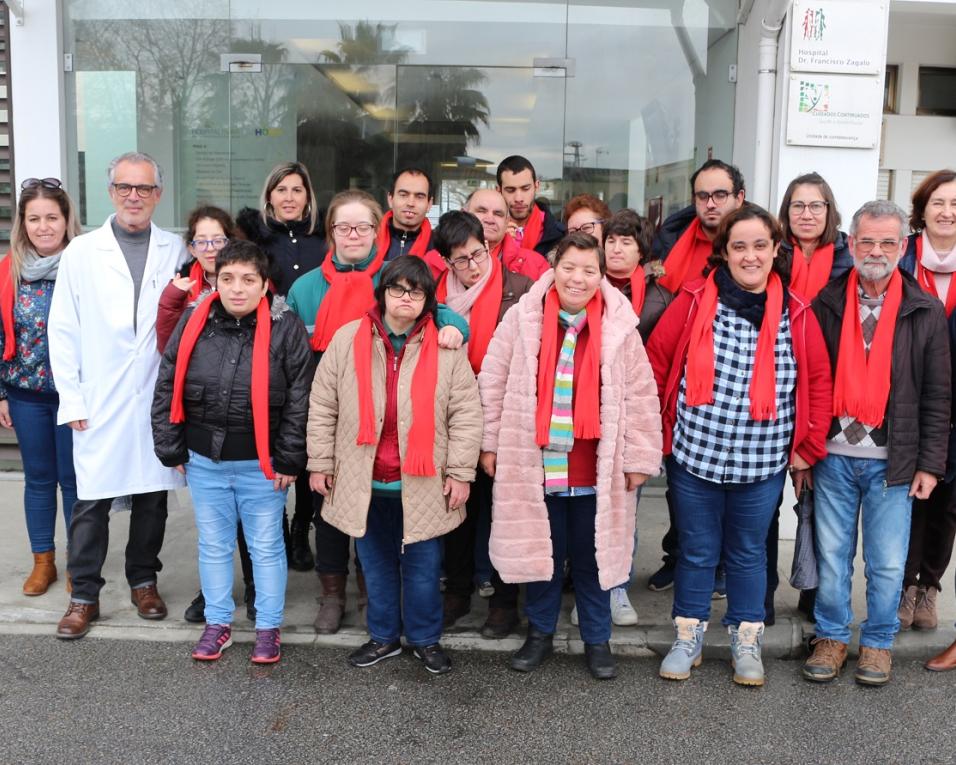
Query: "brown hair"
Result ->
[[10, 184, 82, 287], [707, 203, 788, 282], [259, 161, 319, 233], [553, 232, 606, 276], [778, 172, 841, 246], [602, 209, 653, 265], [910, 169, 956, 233], [184, 205, 237, 245], [563, 194, 611, 226], [324, 190, 384, 254]]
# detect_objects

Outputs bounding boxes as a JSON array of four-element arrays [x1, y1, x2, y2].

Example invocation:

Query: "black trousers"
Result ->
[[313, 491, 361, 575], [67, 490, 168, 602], [904, 478, 956, 591], [443, 471, 517, 609]]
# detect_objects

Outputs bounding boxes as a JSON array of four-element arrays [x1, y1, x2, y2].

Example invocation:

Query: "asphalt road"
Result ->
[[3, 636, 955, 764]]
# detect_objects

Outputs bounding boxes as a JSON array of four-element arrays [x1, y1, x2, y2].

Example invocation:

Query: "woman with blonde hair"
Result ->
[[0, 178, 82, 595]]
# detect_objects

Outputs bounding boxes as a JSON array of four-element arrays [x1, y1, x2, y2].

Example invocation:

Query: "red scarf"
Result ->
[[832, 269, 903, 427], [435, 257, 503, 374], [788, 240, 834, 301], [914, 236, 956, 317], [535, 287, 603, 446], [518, 205, 545, 251], [658, 218, 712, 293], [170, 294, 275, 479], [354, 312, 439, 476], [378, 212, 433, 259], [685, 270, 784, 420], [0, 254, 16, 361], [628, 266, 647, 316], [187, 260, 206, 302], [310, 245, 387, 352]]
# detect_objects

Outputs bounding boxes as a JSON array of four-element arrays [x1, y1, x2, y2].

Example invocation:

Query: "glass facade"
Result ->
[[63, 0, 737, 230]]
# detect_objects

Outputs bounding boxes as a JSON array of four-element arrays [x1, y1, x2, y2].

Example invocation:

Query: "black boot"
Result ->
[[511, 626, 553, 672], [289, 516, 315, 571], [244, 583, 256, 622], [584, 641, 617, 680], [183, 591, 205, 623]]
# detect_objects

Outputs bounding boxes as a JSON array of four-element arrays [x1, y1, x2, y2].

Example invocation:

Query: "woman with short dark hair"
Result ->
[[307, 256, 483, 674]]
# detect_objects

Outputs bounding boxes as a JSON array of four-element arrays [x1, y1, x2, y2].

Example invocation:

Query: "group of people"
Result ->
[[4, 146, 956, 686]]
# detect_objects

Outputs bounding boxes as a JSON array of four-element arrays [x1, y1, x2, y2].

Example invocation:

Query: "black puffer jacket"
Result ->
[[151, 296, 315, 476], [651, 205, 696, 261], [238, 207, 326, 297], [778, 230, 854, 283], [812, 269, 951, 485]]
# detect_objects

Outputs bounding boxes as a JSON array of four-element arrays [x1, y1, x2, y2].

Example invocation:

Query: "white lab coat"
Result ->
[[49, 216, 188, 500]]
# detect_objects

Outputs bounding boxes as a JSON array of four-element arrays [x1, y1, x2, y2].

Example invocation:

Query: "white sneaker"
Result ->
[[610, 587, 638, 626]]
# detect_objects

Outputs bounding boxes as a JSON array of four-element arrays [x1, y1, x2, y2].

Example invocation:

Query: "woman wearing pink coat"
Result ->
[[477, 232, 663, 679]]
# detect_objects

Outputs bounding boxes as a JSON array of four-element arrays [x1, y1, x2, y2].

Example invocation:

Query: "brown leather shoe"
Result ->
[[855, 646, 892, 686], [898, 585, 918, 630], [481, 607, 520, 639], [802, 637, 848, 682], [314, 573, 346, 634], [56, 601, 100, 639], [925, 638, 956, 672], [23, 551, 58, 596], [443, 593, 471, 627], [913, 586, 939, 630], [130, 583, 168, 620]]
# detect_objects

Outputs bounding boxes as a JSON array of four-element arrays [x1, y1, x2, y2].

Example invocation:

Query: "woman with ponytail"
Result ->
[[646, 204, 832, 687], [307, 256, 482, 675], [0, 178, 81, 596], [478, 232, 662, 680], [287, 190, 468, 635], [152, 240, 313, 665]]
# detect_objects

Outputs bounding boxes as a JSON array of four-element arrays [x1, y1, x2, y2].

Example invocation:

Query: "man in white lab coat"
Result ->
[[49, 152, 187, 639]]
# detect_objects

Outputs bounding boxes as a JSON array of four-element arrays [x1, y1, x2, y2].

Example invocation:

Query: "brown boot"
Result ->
[[443, 593, 471, 627], [925, 638, 956, 672], [23, 551, 58, 596], [913, 586, 939, 630], [802, 637, 848, 682], [356, 571, 368, 610], [481, 607, 520, 639], [314, 573, 346, 634], [855, 646, 892, 686], [56, 601, 100, 640], [898, 584, 918, 630]]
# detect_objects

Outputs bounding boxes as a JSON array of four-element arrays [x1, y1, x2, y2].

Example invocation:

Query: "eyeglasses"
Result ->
[[332, 222, 375, 237], [21, 177, 63, 190], [111, 183, 159, 198], [189, 237, 229, 252], [790, 201, 828, 215], [694, 190, 733, 204], [385, 284, 427, 301], [567, 220, 605, 235], [448, 247, 489, 271], [854, 238, 902, 254]]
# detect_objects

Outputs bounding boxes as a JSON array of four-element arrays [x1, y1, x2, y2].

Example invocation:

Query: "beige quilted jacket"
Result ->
[[307, 317, 483, 544]]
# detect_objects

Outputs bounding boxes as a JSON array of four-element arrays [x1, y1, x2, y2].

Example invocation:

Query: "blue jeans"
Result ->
[[186, 452, 288, 629], [525, 492, 612, 644], [356, 495, 443, 647], [667, 457, 785, 626], [813, 454, 913, 649], [6, 389, 77, 553]]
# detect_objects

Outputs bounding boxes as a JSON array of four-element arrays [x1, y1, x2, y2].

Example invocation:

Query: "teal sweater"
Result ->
[[287, 248, 469, 340]]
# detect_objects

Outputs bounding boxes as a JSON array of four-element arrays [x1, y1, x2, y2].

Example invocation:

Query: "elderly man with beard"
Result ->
[[803, 200, 951, 687]]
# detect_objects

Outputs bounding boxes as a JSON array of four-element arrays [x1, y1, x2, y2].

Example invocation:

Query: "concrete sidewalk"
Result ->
[[1, 474, 954, 663]]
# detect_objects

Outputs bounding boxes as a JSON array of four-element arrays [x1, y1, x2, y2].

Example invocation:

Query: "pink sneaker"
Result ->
[[191, 624, 232, 661], [251, 628, 281, 664]]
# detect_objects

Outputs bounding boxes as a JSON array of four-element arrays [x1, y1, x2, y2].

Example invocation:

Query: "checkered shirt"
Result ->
[[827, 286, 888, 450], [672, 301, 797, 484]]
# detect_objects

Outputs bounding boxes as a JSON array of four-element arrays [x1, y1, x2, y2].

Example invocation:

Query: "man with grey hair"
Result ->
[[802, 200, 950, 686], [49, 151, 187, 639]]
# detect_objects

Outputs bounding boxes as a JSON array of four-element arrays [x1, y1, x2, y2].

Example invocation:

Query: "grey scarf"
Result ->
[[18, 249, 61, 282]]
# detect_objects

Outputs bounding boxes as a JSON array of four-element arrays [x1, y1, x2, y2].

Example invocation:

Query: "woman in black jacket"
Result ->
[[152, 240, 314, 665]]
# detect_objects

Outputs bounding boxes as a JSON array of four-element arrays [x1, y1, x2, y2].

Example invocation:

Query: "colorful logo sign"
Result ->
[[802, 8, 827, 41], [798, 80, 830, 113]]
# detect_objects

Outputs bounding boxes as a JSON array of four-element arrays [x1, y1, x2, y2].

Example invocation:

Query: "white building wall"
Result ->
[[8, 1, 67, 187]]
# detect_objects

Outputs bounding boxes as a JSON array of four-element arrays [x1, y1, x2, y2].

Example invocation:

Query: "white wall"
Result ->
[[8, 2, 67, 187]]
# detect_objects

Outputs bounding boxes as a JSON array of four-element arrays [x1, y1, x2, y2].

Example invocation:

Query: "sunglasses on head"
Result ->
[[21, 177, 63, 191]]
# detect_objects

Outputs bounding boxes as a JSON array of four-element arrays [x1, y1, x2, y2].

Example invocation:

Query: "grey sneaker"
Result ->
[[659, 616, 706, 680], [729, 621, 765, 686]]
